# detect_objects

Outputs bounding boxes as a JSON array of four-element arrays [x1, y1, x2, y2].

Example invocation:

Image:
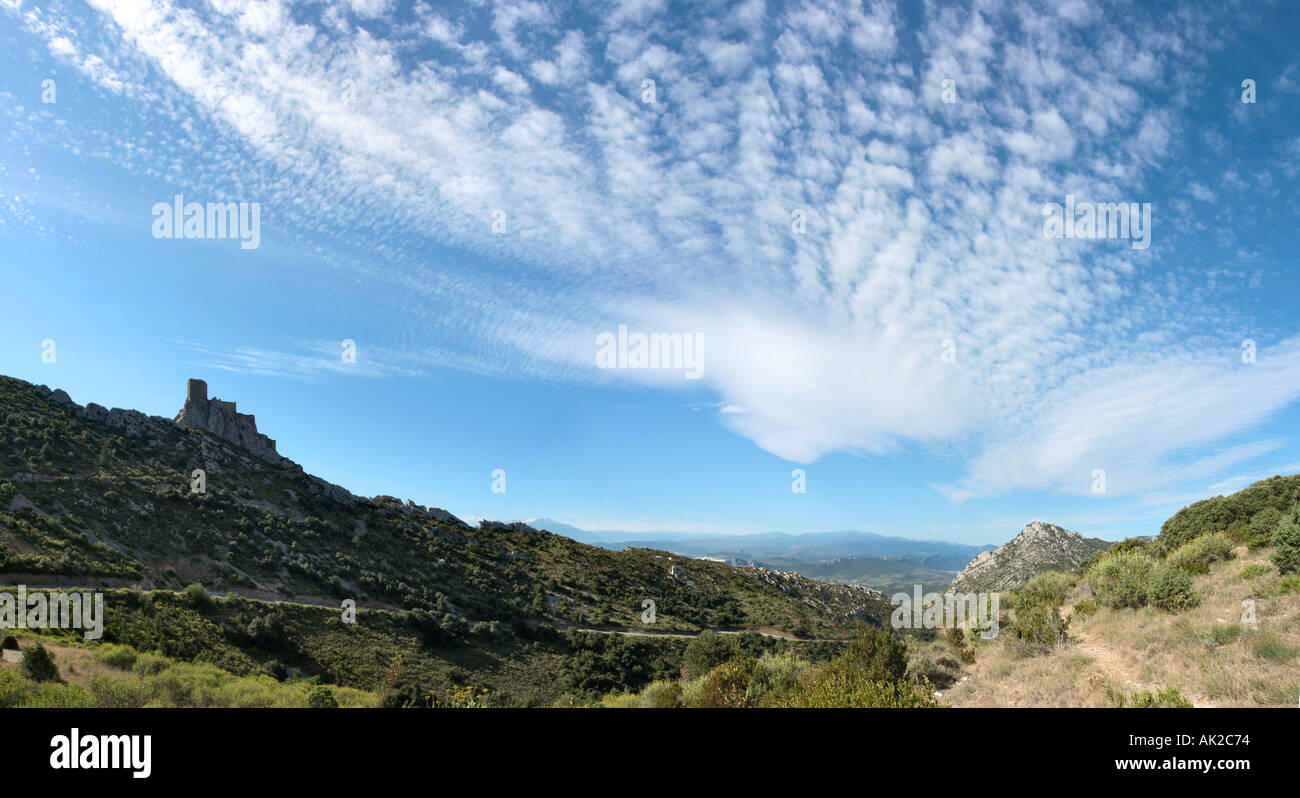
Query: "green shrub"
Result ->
[[681, 631, 736, 679], [1129, 688, 1193, 708], [743, 654, 808, 706], [779, 668, 937, 708], [841, 625, 910, 682], [1249, 506, 1282, 549], [1147, 565, 1200, 612], [941, 626, 976, 663], [181, 583, 213, 612], [0, 668, 35, 707], [1270, 506, 1300, 574], [305, 684, 339, 708], [1223, 520, 1250, 544], [1252, 631, 1299, 661], [1016, 571, 1072, 611], [910, 655, 961, 690], [1071, 598, 1099, 617], [1087, 550, 1158, 609], [640, 679, 684, 708], [20, 644, 59, 682], [382, 683, 421, 708], [85, 675, 157, 708], [1, 635, 17, 650], [92, 643, 138, 671], [694, 658, 755, 708], [1012, 604, 1070, 653], [1278, 575, 1300, 595], [1198, 624, 1241, 648], [1167, 532, 1236, 574], [1240, 564, 1271, 580], [133, 653, 170, 676]]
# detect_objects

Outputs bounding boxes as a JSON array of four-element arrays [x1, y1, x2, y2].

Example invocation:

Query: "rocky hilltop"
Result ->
[[174, 378, 281, 465], [947, 520, 1110, 593]]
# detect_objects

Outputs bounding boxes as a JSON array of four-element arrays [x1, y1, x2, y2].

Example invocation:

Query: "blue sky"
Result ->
[[1, 0, 1299, 545]]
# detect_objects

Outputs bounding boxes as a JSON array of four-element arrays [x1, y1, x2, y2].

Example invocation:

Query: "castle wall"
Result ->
[[174, 379, 280, 464]]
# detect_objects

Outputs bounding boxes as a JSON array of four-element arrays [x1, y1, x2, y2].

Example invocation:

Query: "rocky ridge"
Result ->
[[947, 520, 1111, 593]]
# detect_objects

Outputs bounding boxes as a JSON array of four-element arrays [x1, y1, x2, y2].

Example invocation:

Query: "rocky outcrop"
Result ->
[[22, 376, 367, 509], [948, 520, 1111, 593], [174, 379, 281, 465]]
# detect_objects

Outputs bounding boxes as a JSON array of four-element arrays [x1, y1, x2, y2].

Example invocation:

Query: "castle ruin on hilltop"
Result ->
[[174, 378, 281, 463]]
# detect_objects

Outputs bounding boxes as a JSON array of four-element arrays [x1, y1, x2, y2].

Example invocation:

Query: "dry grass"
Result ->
[[936, 545, 1299, 707], [0, 634, 135, 688]]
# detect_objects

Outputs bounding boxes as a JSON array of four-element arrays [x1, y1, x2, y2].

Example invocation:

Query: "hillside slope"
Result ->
[[0, 375, 890, 640], [938, 542, 1299, 708]]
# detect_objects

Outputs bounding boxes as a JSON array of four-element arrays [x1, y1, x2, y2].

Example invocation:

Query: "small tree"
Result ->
[[1249, 507, 1282, 549], [181, 583, 213, 612], [842, 625, 909, 682], [20, 643, 60, 682], [305, 684, 338, 708], [682, 631, 736, 679], [1271, 506, 1300, 575]]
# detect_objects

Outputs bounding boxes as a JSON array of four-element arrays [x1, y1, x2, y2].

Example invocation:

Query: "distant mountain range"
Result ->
[[529, 519, 996, 595]]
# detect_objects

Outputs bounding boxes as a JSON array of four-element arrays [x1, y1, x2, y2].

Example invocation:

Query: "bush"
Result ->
[[1016, 570, 1072, 611], [1252, 631, 1299, 661], [1129, 688, 1193, 708], [1012, 604, 1070, 653], [20, 644, 60, 682], [941, 627, 975, 663], [1071, 598, 1099, 617], [1249, 506, 1282, 549], [133, 653, 170, 676], [92, 643, 138, 671], [382, 683, 421, 708], [1278, 576, 1300, 595], [694, 658, 755, 708], [1087, 550, 1158, 609], [1147, 565, 1200, 612], [1167, 532, 1235, 574], [640, 680, 684, 708], [1223, 520, 1250, 544], [246, 609, 287, 648], [681, 631, 736, 679], [779, 668, 937, 708], [1198, 624, 1241, 648], [305, 684, 339, 708], [744, 654, 808, 705], [1240, 564, 1271, 580], [86, 675, 157, 708], [1, 635, 18, 650], [181, 583, 213, 612], [841, 625, 909, 682], [1270, 506, 1300, 574]]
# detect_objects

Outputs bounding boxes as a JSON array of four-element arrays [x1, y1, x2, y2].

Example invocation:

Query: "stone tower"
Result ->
[[174, 378, 281, 464]]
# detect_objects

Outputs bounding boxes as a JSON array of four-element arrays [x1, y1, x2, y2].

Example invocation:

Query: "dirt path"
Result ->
[[1067, 611, 1215, 708]]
